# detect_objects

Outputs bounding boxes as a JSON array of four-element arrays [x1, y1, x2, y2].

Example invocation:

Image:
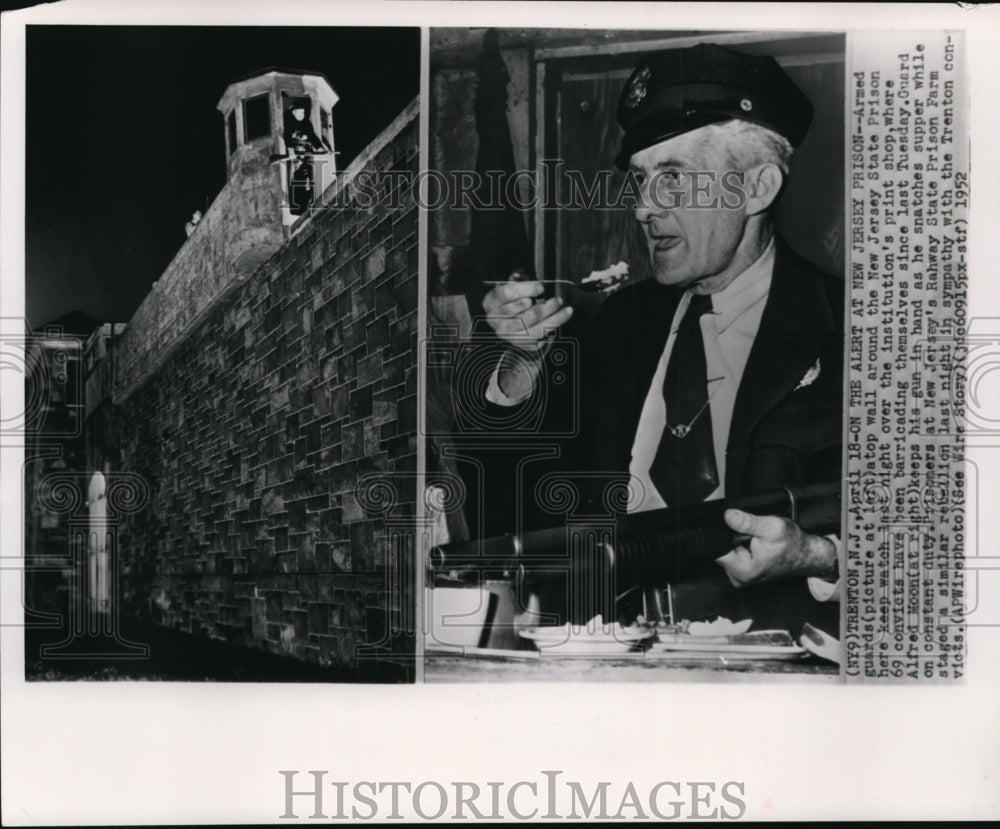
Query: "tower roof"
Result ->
[[222, 66, 336, 94], [217, 67, 339, 115]]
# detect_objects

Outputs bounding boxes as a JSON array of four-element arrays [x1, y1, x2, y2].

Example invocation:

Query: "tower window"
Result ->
[[227, 110, 237, 154], [243, 94, 271, 142]]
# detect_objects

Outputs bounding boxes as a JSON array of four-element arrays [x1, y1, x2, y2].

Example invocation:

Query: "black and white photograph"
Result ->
[[425, 28, 848, 679], [1, 1, 999, 824], [19, 24, 421, 682]]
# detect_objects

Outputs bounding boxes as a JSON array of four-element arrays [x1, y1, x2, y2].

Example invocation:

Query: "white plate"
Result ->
[[653, 629, 796, 646], [518, 626, 651, 643], [529, 639, 644, 656], [646, 640, 808, 660], [518, 626, 652, 656]]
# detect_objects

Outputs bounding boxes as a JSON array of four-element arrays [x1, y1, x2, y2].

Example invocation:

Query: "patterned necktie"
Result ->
[[648, 293, 719, 507]]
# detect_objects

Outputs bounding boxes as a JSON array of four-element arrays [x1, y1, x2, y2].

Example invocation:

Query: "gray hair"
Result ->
[[704, 119, 795, 176]]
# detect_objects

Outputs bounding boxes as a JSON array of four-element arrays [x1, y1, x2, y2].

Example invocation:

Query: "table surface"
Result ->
[[423, 647, 840, 683]]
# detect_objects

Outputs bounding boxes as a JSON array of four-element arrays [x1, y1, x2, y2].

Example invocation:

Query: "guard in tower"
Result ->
[[282, 96, 332, 214], [283, 96, 330, 154]]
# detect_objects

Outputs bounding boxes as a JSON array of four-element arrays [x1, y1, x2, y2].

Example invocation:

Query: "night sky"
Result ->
[[25, 25, 420, 331]]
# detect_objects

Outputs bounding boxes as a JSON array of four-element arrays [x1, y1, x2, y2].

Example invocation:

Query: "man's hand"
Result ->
[[483, 280, 573, 353], [715, 509, 838, 587], [483, 279, 574, 401]]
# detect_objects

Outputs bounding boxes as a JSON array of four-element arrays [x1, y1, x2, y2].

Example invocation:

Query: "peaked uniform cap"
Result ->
[[616, 42, 813, 169]]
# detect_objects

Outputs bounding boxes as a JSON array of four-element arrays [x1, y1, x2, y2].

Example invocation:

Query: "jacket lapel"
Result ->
[[725, 238, 836, 494]]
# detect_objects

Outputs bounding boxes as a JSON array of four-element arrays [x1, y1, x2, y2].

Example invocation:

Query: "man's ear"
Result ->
[[743, 163, 785, 216]]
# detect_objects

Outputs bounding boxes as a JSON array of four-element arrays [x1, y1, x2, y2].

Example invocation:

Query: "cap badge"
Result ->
[[625, 66, 652, 109], [740, 98, 753, 112]]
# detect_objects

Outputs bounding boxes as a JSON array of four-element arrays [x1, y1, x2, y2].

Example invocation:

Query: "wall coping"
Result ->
[[112, 96, 419, 404], [112, 164, 264, 403]]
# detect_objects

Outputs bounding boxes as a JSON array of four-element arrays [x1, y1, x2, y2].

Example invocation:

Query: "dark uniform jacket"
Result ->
[[491, 237, 844, 635], [581, 237, 843, 501]]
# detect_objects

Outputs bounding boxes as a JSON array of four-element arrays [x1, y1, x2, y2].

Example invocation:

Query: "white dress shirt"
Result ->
[[629, 240, 775, 513], [628, 240, 837, 601], [486, 239, 838, 602]]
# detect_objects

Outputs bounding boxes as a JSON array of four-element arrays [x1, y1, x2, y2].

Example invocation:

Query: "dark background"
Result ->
[[25, 25, 420, 331]]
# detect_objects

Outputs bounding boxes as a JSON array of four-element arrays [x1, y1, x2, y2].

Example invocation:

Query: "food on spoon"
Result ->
[[581, 261, 630, 294]]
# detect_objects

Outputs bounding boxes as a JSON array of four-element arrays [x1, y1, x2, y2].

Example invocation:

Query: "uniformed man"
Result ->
[[282, 99, 331, 215], [482, 43, 842, 634]]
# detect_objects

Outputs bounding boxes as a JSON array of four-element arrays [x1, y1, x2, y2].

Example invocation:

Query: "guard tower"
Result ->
[[217, 67, 339, 225]]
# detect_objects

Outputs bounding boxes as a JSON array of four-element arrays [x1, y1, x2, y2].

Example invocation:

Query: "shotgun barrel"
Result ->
[[429, 482, 841, 584]]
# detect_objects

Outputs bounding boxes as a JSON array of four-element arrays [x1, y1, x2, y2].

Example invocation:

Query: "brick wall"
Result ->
[[114, 101, 419, 679]]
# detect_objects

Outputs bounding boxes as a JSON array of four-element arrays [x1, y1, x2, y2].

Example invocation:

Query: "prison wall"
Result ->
[[111, 101, 419, 678]]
